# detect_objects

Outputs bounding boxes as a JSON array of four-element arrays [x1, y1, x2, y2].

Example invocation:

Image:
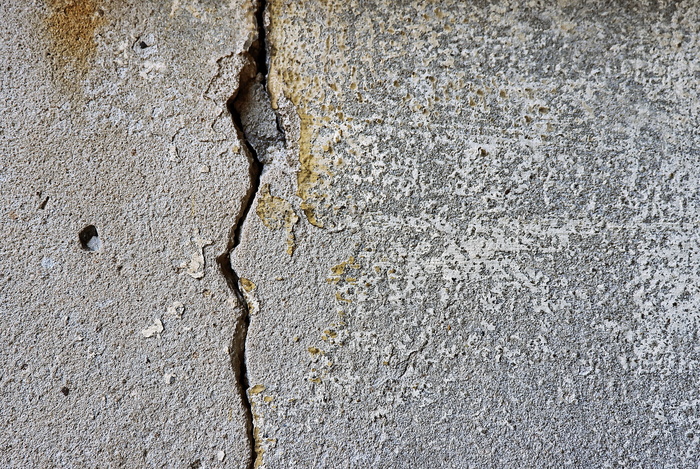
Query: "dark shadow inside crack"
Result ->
[[216, 1, 285, 467]]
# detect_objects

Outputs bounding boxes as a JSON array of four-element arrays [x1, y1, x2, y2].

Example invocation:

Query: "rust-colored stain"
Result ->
[[46, 0, 104, 73]]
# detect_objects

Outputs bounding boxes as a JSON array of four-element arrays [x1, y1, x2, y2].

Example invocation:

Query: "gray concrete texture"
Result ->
[[1, 0, 255, 466], [3, 0, 700, 467], [235, 0, 700, 467]]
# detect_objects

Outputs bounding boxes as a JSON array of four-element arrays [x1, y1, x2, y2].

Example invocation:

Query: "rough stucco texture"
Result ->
[[232, 1, 700, 467], [1, 1, 255, 466]]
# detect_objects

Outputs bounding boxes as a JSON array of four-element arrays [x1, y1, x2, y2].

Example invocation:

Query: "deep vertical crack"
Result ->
[[216, 98, 260, 468], [216, 1, 278, 467]]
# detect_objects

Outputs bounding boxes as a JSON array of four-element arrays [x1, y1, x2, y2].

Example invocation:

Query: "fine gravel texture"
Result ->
[[1, 1, 257, 467], [231, 1, 700, 467]]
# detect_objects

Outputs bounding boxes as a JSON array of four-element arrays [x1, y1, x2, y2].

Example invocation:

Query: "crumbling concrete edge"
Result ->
[[215, 1, 278, 467]]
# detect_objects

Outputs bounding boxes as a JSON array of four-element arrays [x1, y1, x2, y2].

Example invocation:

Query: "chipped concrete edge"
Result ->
[[217, 1, 282, 467]]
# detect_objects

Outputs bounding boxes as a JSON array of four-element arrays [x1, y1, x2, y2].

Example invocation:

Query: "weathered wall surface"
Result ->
[[233, 1, 700, 467], [3, 0, 700, 467], [1, 1, 255, 466]]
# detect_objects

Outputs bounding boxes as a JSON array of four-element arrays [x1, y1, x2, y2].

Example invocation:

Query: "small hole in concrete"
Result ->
[[61, 386, 70, 396], [79, 225, 101, 251]]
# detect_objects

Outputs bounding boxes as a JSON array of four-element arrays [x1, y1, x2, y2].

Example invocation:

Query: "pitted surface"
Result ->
[[3, 1, 700, 467], [233, 1, 700, 467]]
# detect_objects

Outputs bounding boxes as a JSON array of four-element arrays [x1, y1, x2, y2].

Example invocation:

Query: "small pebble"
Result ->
[[141, 318, 164, 338], [217, 450, 225, 462], [166, 301, 185, 317]]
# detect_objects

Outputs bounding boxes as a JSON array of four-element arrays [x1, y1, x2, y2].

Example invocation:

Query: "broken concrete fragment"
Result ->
[[166, 301, 185, 318], [141, 317, 164, 338], [183, 233, 214, 279]]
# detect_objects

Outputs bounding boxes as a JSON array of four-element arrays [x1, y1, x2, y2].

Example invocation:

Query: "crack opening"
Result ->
[[216, 1, 282, 467], [249, 0, 268, 81]]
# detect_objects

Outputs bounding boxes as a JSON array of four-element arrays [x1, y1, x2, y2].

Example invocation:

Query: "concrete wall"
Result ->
[[2, 1, 700, 467]]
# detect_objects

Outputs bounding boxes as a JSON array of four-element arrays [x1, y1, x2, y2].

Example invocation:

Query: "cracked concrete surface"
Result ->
[[1, 0, 258, 466], [233, 0, 700, 467], [3, 0, 700, 467]]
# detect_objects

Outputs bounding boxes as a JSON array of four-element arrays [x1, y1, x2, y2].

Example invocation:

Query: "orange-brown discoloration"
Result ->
[[46, 0, 104, 73]]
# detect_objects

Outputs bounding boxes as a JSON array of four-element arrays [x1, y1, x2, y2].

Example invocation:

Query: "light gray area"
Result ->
[[1, 1, 256, 466], [233, 1, 700, 467]]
